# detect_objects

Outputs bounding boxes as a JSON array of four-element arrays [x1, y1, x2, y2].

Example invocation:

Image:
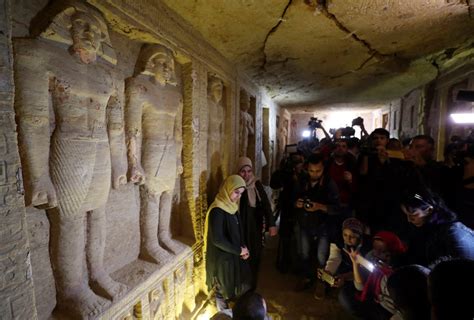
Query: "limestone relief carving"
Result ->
[[239, 90, 254, 157], [149, 277, 172, 320], [173, 265, 186, 318], [207, 74, 225, 201], [184, 258, 196, 313], [14, 1, 127, 318], [149, 284, 165, 320], [290, 119, 298, 144], [277, 119, 288, 165], [125, 43, 187, 265]]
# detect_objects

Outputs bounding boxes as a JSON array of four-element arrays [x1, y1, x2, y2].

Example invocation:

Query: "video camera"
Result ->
[[308, 117, 323, 130], [352, 117, 364, 127], [340, 126, 355, 137]]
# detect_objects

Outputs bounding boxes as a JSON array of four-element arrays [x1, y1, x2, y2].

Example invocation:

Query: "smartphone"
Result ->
[[317, 268, 336, 286], [387, 149, 405, 159]]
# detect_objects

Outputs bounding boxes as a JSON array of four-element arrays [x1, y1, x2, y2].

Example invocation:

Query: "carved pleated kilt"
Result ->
[[50, 137, 111, 217], [142, 139, 177, 195]]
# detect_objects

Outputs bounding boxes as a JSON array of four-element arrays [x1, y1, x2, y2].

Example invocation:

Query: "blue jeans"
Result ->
[[294, 223, 329, 279]]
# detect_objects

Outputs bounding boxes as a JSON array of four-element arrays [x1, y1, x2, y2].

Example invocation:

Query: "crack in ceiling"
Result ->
[[161, 0, 474, 108], [261, 0, 294, 71]]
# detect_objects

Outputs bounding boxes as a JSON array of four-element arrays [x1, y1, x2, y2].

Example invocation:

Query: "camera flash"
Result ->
[[302, 130, 311, 138]]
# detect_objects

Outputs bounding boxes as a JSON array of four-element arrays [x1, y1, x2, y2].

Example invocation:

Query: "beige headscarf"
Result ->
[[203, 175, 246, 256], [236, 157, 260, 208]]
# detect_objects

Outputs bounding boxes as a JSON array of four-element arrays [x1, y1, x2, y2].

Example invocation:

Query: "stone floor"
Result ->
[[257, 235, 355, 320]]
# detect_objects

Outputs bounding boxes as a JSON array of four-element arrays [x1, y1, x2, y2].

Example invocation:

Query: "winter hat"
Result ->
[[373, 231, 407, 255], [342, 218, 364, 236]]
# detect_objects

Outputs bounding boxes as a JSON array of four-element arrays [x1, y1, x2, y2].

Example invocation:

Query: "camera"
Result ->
[[317, 268, 336, 286], [303, 198, 313, 209], [340, 126, 355, 137], [352, 117, 364, 127], [308, 117, 323, 130]]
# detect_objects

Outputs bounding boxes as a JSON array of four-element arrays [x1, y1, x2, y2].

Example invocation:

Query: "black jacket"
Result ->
[[206, 207, 247, 299]]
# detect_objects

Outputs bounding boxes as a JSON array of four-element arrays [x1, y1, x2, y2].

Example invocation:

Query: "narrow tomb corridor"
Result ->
[[1, 0, 474, 319]]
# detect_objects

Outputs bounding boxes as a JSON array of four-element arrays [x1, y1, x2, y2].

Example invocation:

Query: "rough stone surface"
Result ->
[[161, 0, 474, 107], [0, 0, 38, 319]]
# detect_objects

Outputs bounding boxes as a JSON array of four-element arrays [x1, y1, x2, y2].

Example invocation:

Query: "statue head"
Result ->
[[135, 44, 177, 86], [240, 90, 250, 112], [208, 75, 223, 103], [69, 11, 107, 64], [30, 0, 116, 65]]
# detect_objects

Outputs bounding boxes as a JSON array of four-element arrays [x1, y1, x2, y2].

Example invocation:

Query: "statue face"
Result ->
[[240, 100, 249, 112], [70, 12, 106, 63], [149, 53, 175, 85], [209, 81, 223, 103]]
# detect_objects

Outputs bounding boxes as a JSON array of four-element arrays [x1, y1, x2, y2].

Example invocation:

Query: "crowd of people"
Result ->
[[204, 117, 474, 320]]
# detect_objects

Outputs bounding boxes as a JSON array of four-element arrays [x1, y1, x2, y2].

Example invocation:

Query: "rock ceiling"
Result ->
[[161, 0, 474, 108]]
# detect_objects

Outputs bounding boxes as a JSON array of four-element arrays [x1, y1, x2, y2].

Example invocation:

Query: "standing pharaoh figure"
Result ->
[[207, 75, 225, 201], [278, 119, 288, 164], [125, 44, 187, 265], [14, 1, 127, 318], [239, 91, 254, 157]]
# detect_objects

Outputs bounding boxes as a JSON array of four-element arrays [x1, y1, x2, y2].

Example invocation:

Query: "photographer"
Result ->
[[293, 154, 341, 290], [357, 128, 413, 236], [328, 138, 358, 216]]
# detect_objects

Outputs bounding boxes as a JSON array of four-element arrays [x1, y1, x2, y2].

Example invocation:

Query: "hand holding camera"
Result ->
[[352, 117, 364, 127], [308, 117, 323, 130]]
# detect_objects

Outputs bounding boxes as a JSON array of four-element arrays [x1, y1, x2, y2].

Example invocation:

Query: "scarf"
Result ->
[[236, 156, 260, 208], [203, 174, 246, 255], [357, 263, 393, 303]]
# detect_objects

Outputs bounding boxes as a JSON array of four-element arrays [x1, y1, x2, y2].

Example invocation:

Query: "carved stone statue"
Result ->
[[277, 119, 288, 164], [207, 75, 224, 201], [14, 1, 127, 318], [290, 118, 298, 144], [125, 43, 186, 265], [239, 90, 254, 157]]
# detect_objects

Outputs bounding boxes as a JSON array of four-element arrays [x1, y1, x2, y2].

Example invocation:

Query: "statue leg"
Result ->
[[87, 207, 128, 301], [48, 211, 109, 318], [139, 186, 172, 264], [158, 190, 187, 255]]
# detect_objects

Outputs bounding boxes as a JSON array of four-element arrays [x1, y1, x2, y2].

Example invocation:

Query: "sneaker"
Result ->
[[313, 281, 327, 300], [295, 278, 314, 292]]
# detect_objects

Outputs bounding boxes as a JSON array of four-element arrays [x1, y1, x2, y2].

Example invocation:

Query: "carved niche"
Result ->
[[239, 90, 255, 157], [206, 74, 225, 202], [125, 43, 188, 266]]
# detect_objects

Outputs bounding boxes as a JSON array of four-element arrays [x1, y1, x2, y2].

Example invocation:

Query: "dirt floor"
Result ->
[[257, 235, 355, 320]]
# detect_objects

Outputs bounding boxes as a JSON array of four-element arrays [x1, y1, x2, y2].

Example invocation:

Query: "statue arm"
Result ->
[[15, 55, 57, 208], [174, 96, 183, 174], [106, 87, 127, 189], [124, 80, 145, 184], [248, 114, 255, 135]]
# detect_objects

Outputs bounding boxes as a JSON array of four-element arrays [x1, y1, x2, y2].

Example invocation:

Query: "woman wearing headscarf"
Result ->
[[236, 157, 277, 290], [205, 175, 249, 310]]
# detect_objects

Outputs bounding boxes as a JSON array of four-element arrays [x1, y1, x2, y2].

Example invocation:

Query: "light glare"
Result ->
[[302, 130, 311, 138], [451, 113, 474, 124]]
